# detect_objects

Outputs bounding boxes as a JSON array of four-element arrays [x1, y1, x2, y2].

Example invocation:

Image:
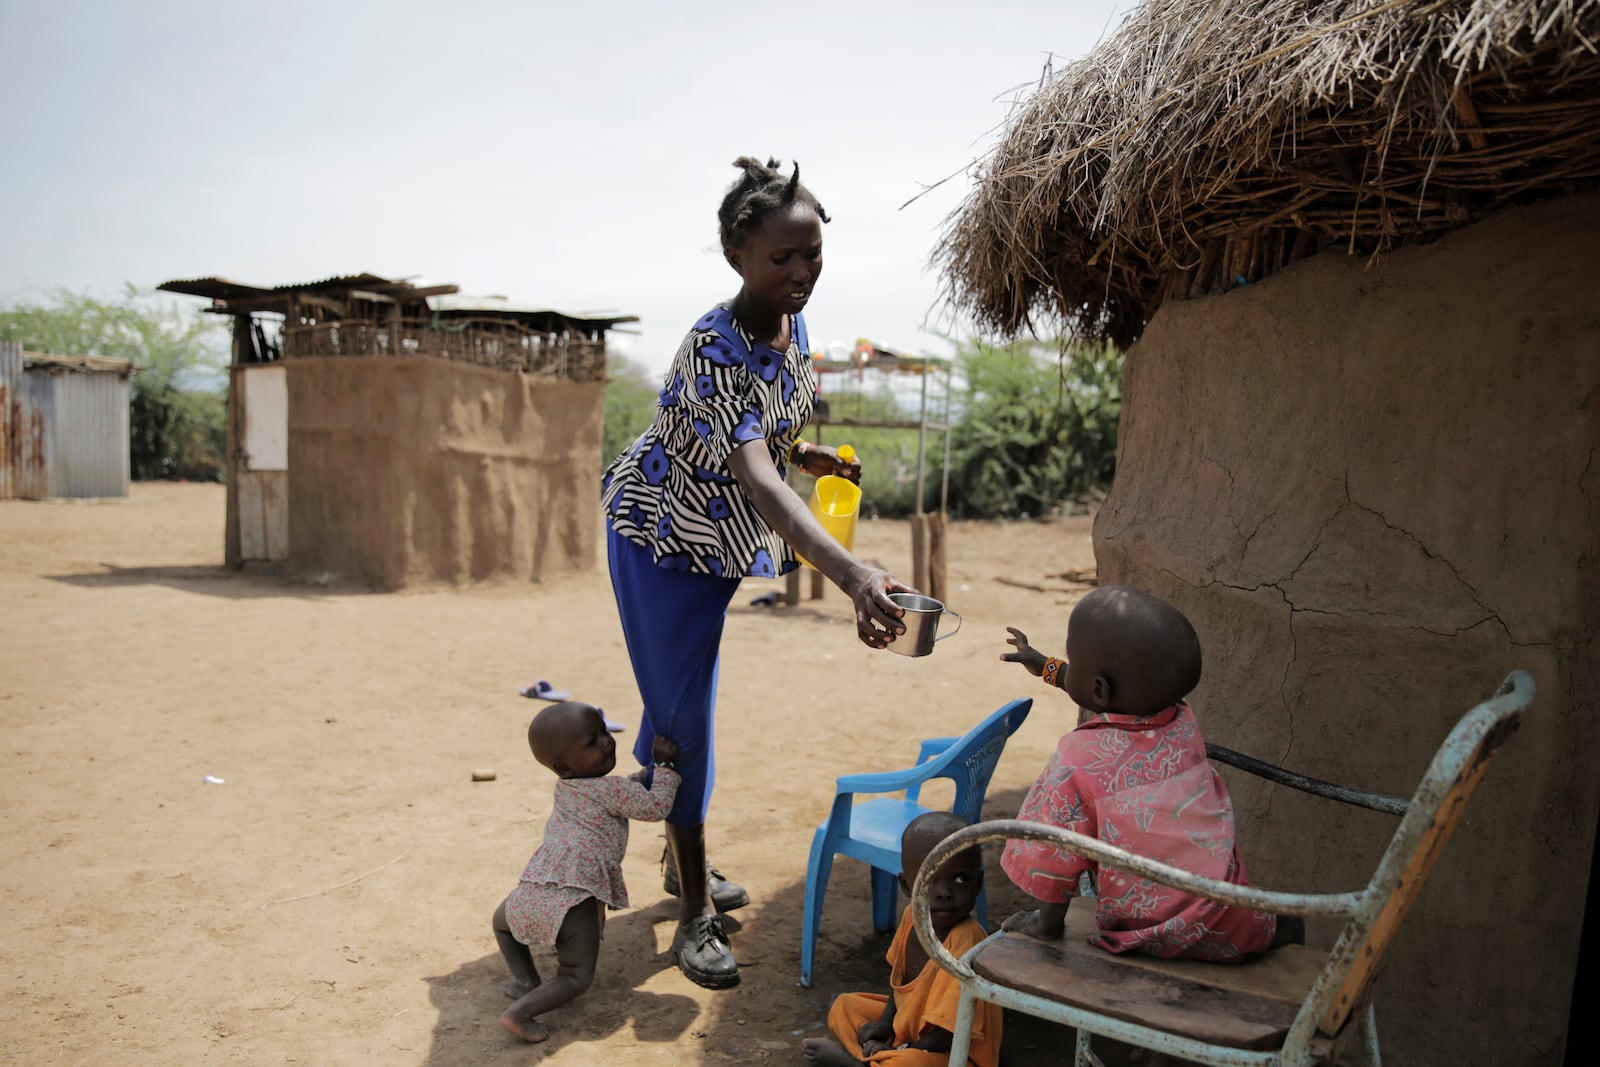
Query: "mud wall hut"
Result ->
[[157, 275, 635, 589], [939, 2, 1600, 1064]]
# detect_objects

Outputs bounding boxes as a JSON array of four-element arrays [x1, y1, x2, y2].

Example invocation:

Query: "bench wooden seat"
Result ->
[[970, 907, 1329, 1053]]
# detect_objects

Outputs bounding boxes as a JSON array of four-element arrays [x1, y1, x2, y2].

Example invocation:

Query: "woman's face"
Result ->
[[726, 201, 824, 319]]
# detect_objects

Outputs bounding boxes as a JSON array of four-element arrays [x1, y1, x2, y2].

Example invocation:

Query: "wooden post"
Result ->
[[926, 512, 947, 603], [911, 512, 948, 601], [911, 514, 929, 594], [785, 460, 803, 605], [224, 317, 252, 569]]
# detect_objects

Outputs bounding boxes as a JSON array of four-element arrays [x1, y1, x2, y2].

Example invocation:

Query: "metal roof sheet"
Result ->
[[22, 351, 136, 377], [426, 293, 638, 328], [157, 277, 635, 330], [157, 273, 399, 300]]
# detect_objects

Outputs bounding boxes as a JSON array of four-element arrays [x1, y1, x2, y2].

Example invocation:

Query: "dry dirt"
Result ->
[[1, 483, 1102, 1066]]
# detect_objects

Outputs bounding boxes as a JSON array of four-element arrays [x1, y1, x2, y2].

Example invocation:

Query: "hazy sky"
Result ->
[[1, 0, 1132, 373]]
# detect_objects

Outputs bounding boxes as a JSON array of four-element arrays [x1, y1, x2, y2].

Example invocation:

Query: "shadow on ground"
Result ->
[[48, 563, 375, 600], [424, 907, 702, 1065], [421, 785, 1179, 1066]]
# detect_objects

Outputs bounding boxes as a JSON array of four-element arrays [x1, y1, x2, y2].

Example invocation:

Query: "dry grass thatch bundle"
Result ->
[[938, 0, 1600, 346]]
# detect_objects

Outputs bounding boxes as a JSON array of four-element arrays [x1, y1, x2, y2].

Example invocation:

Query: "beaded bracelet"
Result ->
[[1041, 657, 1066, 689], [787, 438, 810, 465]]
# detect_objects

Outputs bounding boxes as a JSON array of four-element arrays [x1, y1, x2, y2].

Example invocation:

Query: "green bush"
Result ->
[[601, 352, 661, 467], [938, 337, 1122, 519], [130, 376, 227, 481]]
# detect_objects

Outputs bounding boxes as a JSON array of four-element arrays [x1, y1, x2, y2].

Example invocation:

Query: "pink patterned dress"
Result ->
[[1001, 701, 1276, 961], [504, 768, 680, 947]]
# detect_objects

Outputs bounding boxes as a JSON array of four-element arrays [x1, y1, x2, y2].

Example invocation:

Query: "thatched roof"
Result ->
[[939, 0, 1600, 347]]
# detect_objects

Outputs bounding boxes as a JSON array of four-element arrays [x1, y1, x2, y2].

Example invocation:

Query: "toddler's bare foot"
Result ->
[[499, 1007, 550, 1043], [503, 978, 535, 1000], [801, 1036, 864, 1067]]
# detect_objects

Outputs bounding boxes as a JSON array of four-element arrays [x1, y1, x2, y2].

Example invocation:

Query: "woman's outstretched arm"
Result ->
[[726, 440, 911, 648]]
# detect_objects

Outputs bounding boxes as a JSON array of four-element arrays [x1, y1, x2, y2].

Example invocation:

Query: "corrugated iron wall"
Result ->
[[1, 340, 43, 499], [1, 340, 130, 499], [48, 368, 130, 497]]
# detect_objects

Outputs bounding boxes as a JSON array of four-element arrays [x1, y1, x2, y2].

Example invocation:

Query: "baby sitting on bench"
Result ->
[[1000, 585, 1297, 959]]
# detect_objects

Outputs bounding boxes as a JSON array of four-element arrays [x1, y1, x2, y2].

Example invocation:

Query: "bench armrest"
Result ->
[[1205, 743, 1409, 816]]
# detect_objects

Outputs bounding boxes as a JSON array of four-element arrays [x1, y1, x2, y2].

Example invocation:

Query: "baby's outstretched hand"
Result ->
[[1001, 627, 1048, 677], [651, 737, 679, 765]]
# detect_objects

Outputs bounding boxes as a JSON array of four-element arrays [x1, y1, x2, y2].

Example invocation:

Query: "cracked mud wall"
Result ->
[[1096, 194, 1600, 1065], [286, 356, 604, 589]]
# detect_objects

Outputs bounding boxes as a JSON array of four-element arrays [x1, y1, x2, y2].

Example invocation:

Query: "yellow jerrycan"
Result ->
[[800, 444, 861, 569]]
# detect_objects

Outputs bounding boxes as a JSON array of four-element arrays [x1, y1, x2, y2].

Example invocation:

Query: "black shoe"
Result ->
[[662, 851, 751, 912], [672, 914, 740, 989]]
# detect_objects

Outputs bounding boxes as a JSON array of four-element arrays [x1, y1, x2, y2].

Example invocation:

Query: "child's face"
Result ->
[[726, 202, 824, 319], [555, 706, 617, 779], [903, 847, 983, 932]]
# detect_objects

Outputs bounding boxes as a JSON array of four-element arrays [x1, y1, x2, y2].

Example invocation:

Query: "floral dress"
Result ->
[[1001, 701, 1276, 961], [504, 767, 680, 947]]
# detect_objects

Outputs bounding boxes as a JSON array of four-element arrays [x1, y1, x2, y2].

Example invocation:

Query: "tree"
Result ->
[[939, 337, 1122, 519], [0, 286, 228, 480], [601, 351, 662, 469]]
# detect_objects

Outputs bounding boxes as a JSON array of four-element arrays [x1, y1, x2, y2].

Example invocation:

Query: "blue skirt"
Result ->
[[607, 528, 742, 826]]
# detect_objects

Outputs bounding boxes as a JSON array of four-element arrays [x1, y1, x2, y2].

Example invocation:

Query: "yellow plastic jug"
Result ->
[[800, 445, 861, 569]]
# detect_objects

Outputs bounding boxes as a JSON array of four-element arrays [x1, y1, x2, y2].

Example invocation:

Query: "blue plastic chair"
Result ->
[[799, 697, 1033, 988]]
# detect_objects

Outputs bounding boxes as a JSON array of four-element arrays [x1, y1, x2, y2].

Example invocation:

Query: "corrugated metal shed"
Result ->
[[1, 341, 131, 499]]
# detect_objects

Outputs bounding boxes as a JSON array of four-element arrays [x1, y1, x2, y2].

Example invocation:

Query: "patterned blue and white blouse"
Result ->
[[602, 303, 815, 578]]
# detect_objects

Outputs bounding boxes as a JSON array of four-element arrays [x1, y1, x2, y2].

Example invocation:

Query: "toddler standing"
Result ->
[[491, 701, 681, 1042]]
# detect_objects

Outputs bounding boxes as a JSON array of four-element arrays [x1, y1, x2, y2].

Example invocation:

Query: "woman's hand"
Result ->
[[1001, 626, 1048, 676], [796, 443, 861, 484], [843, 564, 913, 649], [725, 441, 897, 645]]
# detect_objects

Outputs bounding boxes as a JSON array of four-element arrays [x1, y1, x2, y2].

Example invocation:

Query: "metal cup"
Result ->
[[886, 593, 963, 657]]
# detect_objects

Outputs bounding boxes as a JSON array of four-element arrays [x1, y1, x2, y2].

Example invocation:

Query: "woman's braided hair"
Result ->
[[718, 156, 830, 250]]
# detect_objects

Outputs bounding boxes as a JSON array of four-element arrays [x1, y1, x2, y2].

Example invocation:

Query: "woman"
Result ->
[[602, 156, 913, 989]]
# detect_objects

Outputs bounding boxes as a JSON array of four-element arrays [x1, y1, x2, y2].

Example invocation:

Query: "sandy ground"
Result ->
[[1, 483, 1106, 1066]]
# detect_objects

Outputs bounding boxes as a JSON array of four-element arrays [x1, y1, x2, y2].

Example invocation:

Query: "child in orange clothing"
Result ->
[[801, 812, 1002, 1067]]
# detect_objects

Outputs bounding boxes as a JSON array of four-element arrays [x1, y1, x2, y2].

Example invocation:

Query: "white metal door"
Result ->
[[238, 364, 288, 561]]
